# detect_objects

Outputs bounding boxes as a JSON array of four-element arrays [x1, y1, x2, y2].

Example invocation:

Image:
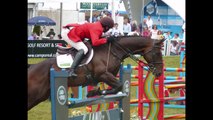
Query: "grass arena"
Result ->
[[28, 54, 185, 120]]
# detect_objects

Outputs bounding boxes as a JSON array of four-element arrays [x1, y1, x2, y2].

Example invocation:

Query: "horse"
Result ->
[[28, 36, 165, 111]]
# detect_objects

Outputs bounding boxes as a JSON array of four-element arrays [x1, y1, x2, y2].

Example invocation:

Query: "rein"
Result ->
[[106, 43, 112, 72], [111, 39, 163, 69], [112, 40, 143, 63]]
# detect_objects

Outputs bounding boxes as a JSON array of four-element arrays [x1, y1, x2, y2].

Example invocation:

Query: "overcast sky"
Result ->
[[37, 2, 77, 10], [28, 0, 126, 11]]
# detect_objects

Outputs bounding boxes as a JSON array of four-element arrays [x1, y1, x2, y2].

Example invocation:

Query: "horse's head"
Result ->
[[142, 38, 165, 77], [109, 36, 165, 77]]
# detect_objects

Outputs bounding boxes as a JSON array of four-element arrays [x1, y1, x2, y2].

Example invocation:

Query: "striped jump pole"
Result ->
[[130, 80, 185, 86], [123, 66, 185, 72], [119, 74, 185, 80], [135, 61, 164, 120], [86, 84, 114, 112]]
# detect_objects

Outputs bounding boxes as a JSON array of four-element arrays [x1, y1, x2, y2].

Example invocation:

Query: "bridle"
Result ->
[[141, 44, 163, 71], [111, 39, 163, 71]]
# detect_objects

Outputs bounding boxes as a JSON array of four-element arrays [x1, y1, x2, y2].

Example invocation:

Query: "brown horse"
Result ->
[[28, 36, 165, 111]]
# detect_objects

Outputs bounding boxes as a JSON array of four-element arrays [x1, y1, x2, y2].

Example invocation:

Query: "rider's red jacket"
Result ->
[[63, 21, 107, 46]]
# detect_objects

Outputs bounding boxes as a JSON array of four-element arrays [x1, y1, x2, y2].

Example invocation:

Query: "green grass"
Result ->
[[28, 56, 185, 120]]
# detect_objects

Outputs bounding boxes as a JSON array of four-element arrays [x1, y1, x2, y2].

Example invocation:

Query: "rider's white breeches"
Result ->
[[61, 28, 88, 55]]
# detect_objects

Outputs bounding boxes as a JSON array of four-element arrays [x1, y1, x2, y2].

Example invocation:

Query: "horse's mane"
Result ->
[[113, 35, 152, 42], [114, 35, 150, 40]]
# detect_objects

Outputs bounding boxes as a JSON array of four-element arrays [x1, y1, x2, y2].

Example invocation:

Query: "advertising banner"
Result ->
[[28, 40, 67, 58]]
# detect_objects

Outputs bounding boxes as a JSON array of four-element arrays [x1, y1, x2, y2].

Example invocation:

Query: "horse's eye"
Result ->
[[152, 52, 156, 55]]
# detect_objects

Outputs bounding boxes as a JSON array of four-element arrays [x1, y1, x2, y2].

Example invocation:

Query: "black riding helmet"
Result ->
[[99, 17, 114, 29]]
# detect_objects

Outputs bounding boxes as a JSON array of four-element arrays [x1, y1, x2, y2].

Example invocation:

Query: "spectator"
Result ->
[[170, 40, 178, 55], [177, 31, 185, 54], [101, 10, 109, 18], [143, 19, 148, 28], [172, 33, 180, 41], [139, 19, 148, 34], [92, 14, 98, 23], [139, 23, 143, 33], [157, 30, 164, 40], [40, 26, 47, 39], [163, 31, 172, 40], [111, 23, 123, 37], [123, 18, 131, 36], [146, 15, 153, 30], [141, 26, 150, 37], [171, 33, 181, 54], [46, 28, 56, 37], [57, 34, 63, 40], [97, 15, 101, 21], [131, 20, 138, 32], [49, 35, 54, 40], [128, 20, 140, 36], [28, 32, 38, 40], [179, 29, 185, 43], [150, 24, 158, 39]]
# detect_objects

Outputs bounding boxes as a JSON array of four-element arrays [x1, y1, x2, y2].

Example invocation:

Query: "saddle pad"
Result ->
[[56, 49, 94, 68], [56, 53, 73, 68]]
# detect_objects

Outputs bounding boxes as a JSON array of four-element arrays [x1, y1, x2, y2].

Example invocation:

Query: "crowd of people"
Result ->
[[28, 12, 185, 56], [118, 15, 185, 56], [28, 28, 62, 40]]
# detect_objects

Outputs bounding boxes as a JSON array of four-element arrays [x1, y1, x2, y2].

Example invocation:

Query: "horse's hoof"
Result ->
[[101, 90, 107, 95], [117, 92, 123, 95], [68, 70, 77, 77]]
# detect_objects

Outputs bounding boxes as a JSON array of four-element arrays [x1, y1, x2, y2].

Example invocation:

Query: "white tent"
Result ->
[[161, 0, 185, 21], [162, 0, 186, 43]]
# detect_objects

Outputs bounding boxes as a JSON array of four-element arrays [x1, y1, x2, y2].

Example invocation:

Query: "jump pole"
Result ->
[[50, 65, 131, 120], [127, 61, 164, 120]]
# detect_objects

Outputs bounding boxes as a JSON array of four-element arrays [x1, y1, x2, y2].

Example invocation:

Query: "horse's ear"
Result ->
[[160, 37, 166, 43], [155, 37, 166, 45]]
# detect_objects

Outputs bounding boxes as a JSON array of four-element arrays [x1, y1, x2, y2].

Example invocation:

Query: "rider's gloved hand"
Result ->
[[107, 36, 115, 43]]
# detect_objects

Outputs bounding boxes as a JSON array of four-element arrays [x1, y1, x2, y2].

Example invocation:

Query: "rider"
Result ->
[[61, 17, 115, 77]]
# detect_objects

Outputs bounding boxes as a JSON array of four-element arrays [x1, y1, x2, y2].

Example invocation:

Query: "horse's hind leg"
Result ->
[[87, 72, 122, 97]]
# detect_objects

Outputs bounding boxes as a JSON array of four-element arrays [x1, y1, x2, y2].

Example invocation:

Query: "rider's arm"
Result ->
[[89, 29, 107, 46]]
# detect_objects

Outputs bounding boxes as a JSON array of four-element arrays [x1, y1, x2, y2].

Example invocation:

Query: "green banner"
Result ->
[[80, 2, 108, 10]]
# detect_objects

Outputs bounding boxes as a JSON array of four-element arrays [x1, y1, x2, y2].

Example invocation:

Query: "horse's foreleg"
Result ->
[[87, 87, 102, 97], [98, 72, 123, 95], [86, 72, 122, 97]]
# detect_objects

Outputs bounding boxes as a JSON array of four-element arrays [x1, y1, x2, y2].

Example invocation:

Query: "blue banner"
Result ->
[[144, 2, 157, 16]]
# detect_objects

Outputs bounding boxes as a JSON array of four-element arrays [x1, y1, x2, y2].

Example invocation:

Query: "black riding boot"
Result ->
[[68, 49, 84, 77]]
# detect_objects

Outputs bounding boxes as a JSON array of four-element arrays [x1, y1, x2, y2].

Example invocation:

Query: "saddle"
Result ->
[[56, 41, 94, 68]]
